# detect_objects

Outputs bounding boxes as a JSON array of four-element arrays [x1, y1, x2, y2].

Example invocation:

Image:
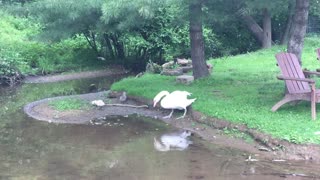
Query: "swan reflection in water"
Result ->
[[154, 130, 193, 152]]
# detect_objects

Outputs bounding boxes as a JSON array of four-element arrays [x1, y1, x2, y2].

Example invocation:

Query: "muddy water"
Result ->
[[0, 76, 320, 179]]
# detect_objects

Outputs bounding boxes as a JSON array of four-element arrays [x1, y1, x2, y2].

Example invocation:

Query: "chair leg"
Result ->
[[311, 95, 316, 121], [311, 101, 316, 120], [311, 84, 316, 120], [271, 96, 295, 112]]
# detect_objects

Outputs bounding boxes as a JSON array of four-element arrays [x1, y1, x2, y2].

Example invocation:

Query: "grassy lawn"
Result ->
[[111, 37, 320, 144]]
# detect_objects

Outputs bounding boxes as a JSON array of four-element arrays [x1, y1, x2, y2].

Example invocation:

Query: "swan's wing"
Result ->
[[170, 91, 191, 98]]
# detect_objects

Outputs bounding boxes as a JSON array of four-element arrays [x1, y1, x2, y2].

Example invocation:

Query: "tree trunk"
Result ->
[[239, 14, 264, 44], [280, 0, 295, 45], [83, 31, 99, 55], [238, 8, 273, 49], [262, 8, 272, 48], [287, 0, 310, 64], [189, 0, 210, 79], [103, 33, 115, 59]]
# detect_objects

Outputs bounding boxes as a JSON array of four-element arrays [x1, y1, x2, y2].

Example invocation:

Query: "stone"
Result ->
[[146, 61, 162, 74], [177, 58, 192, 66], [180, 66, 193, 73], [162, 61, 175, 69], [207, 63, 213, 73], [161, 68, 183, 76], [176, 75, 194, 84]]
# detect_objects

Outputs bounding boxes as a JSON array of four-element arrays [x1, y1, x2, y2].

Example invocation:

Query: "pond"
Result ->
[[0, 75, 320, 179]]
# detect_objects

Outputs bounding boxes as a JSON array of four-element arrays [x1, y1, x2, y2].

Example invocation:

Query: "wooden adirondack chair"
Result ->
[[272, 52, 320, 120], [315, 48, 320, 72]]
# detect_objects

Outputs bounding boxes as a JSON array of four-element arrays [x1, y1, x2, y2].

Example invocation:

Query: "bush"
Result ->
[[0, 9, 99, 76], [0, 58, 23, 86]]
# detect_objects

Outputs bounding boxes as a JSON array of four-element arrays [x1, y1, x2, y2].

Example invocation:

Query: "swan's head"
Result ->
[[180, 130, 192, 138], [153, 91, 169, 107]]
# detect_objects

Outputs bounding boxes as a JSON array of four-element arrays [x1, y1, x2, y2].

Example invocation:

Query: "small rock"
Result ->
[[161, 68, 183, 76], [258, 147, 271, 152], [180, 66, 193, 73], [177, 58, 192, 66], [162, 61, 175, 69], [176, 75, 194, 84]]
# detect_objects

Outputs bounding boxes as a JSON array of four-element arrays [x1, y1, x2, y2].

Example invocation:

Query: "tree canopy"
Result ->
[[0, 0, 319, 76]]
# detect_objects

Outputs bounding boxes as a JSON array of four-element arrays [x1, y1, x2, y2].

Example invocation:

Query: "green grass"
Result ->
[[49, 98, 90, 111], [111, 36, 320, 144]]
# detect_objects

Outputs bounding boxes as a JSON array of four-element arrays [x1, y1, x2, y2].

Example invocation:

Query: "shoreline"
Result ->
[[23, 90, 320, 162], [20, 69, 320, 161]]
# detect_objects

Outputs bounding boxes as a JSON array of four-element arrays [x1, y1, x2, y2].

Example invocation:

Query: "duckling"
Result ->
[[119, 91, 127, 102], [91, 100, 105, 107]]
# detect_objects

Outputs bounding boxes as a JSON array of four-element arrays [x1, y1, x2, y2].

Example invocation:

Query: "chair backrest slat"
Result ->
[[275, 52, 310, 94]]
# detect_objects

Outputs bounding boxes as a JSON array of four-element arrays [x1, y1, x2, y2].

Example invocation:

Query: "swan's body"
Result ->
[[153, 90, 196, 119], [154, 130, 192, 152]]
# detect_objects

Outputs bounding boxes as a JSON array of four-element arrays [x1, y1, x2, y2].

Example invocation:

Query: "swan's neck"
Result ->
[[159, 91, 169, 99], [154, 91, 170, 104]]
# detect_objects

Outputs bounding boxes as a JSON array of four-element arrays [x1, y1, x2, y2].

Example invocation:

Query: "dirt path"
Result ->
[[24, 68, 127, 83]]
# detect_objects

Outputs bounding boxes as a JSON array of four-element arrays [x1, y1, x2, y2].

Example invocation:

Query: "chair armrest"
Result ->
[[303, 70, 320, 77], [277, 75, 315, 84]]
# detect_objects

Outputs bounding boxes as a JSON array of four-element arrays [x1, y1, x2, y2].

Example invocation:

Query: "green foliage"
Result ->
[[111, 37, 320, 144], [28, 0, 103, 40], [307, 0, 320, 17], [101, 0, 167, 30], [49, 98, 90, 111], [0, 9, 99, 76], [244, 0, 289, 14]]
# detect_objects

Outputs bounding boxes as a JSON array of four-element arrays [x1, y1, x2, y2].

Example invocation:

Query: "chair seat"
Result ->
[[273, 52, 320, 120]]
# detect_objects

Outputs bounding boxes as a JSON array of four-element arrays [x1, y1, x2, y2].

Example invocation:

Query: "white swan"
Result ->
[[153, 90, 196, 119], [154, 130, 193, 152]]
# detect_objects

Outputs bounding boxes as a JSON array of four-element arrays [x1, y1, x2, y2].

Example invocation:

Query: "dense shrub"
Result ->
[[0, 9, 99, 78]]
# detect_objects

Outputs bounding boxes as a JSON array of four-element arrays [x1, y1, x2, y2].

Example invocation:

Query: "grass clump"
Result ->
[[111, 36, 320, 144], [49, 98, 90, 111]]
